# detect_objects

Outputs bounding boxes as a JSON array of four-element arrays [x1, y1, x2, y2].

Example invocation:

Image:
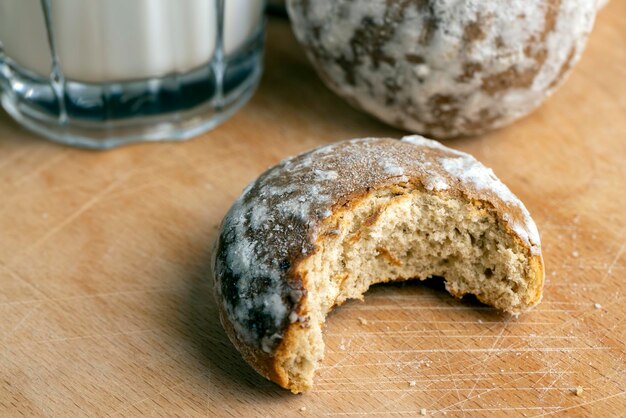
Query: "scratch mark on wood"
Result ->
[[14, 177, 126, 259], [531, 390, 626, 417], [13, 152, 67, 187]]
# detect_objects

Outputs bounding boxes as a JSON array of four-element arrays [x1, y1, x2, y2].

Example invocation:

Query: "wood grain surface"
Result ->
[[1, 4, 625, 417]]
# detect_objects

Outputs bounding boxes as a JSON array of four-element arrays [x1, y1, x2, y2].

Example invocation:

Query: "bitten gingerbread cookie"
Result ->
[[213, 136, 544, 393]]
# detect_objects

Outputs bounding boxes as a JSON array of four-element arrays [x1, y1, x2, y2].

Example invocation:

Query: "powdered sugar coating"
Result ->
[[214, 136, 542, 354], [422, 174, 449, 192], [381, 158, 406, 176], [287, 0, 596, 137]]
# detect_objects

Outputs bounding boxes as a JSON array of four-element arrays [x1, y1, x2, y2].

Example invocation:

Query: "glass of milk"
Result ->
[[0, 0, 265, 149]]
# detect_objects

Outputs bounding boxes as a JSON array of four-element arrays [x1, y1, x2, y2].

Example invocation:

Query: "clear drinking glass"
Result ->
[[0, 0, 265, 149]]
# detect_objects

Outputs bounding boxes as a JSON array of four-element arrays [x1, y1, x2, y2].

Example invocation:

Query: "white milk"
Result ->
[[0, 0, 264, 82]]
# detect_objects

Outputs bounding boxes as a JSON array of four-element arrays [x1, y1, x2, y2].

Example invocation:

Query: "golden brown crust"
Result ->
[[216, 294, 288, 388]]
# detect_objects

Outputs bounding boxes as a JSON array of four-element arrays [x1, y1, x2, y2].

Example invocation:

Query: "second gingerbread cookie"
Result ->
[[287, 0, 596, 138]]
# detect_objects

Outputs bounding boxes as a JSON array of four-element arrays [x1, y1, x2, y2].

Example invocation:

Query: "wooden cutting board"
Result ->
[[1, 4, 625, 417]]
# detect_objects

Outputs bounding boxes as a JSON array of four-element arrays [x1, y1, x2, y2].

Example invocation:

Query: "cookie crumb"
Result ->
[[299, 406, 306, 412], [477, 319, 483, 324], [572, 251, 579, 258], [594, 303, 602, 309], [358, 317, 368, 325], [409, 380, 417, 387], [573, 386, 584, 396], [420, 408, 427, 416]]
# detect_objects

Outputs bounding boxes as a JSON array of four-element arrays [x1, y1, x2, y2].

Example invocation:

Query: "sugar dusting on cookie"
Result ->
[[288, 0, 596, 137]]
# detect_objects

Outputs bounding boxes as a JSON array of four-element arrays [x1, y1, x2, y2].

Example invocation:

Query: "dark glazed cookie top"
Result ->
[[213, 136, 540, 354]]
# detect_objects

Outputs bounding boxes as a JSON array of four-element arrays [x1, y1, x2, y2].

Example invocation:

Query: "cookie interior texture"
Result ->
[[277, 185, 542, 393]]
